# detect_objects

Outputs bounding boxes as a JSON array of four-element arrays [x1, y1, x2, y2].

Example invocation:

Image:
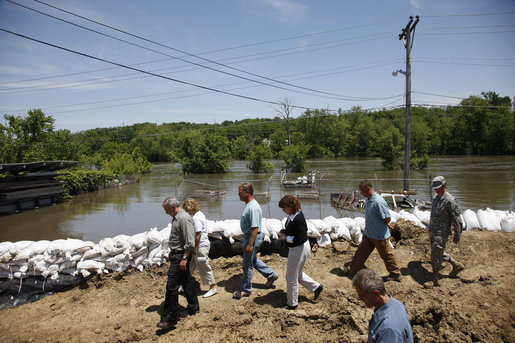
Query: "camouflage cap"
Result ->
[[431, 176, 446, 190]]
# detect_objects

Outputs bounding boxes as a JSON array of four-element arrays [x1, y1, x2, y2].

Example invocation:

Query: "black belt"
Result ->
[[170, 250, 184, 254]]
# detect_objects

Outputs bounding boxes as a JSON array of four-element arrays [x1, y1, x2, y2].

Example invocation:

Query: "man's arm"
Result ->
[[246, 227, 258, 255]]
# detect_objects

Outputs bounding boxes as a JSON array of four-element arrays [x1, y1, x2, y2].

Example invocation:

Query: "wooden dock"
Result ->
[[0, 161, 77, 215]]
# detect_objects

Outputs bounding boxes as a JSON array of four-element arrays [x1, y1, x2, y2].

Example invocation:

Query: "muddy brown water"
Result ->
[[0, 156, 513, 243]]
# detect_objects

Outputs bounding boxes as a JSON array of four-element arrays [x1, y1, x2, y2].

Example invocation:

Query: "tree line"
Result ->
[[1, 91, 513, 175]]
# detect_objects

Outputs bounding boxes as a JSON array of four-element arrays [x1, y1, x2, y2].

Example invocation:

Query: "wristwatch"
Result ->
[[182, 256, 187, 260]]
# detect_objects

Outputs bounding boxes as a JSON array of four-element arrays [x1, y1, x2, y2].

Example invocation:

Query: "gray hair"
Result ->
[[352, 269, 386, 295], [162, 196, 180, 209]]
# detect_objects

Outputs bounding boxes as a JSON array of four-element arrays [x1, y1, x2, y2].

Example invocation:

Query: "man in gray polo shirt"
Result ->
[[157, 197, 199, 330]]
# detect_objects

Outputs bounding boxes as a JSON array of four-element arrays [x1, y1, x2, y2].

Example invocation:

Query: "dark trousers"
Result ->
[[349, 234, 401, 276], [162, 252, 199, 322]]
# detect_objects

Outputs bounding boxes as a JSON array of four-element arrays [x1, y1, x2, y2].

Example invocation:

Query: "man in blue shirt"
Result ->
[[347, 180, 402, 281], [353, 269, 414, 343], [233, 182, 278, 299]]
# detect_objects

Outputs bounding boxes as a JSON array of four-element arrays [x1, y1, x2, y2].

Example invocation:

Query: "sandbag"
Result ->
[[477, 209, 499, 231], [500, 213, 515, 233], [317, 233, 332, 248], [463, 209, 480, 230], [308, 219, 332, 234]]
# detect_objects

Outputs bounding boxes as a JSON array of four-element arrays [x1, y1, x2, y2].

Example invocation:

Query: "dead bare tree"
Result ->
[[274, 97, 294, 146]]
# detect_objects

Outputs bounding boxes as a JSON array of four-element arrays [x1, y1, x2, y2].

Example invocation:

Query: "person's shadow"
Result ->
[[405, 260, 440, 285]]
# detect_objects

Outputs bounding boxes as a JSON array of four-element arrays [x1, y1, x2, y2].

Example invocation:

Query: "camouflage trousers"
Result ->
[[429, 232, 452, 272]]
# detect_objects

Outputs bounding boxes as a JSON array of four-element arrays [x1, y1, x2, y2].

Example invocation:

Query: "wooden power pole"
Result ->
[[398, 15, 419, 192]]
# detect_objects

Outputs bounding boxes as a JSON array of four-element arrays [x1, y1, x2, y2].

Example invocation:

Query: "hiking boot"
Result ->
[[265, 274, 279, 288], [449, 262, 465, 278], [233, 290, 251, 299], [383, 273, 402, 282]]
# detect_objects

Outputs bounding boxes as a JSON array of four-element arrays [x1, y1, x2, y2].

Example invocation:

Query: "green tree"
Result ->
[[247, 143, 274, 173], [279, 143, 310, 172], [177, 132, 232, 174]]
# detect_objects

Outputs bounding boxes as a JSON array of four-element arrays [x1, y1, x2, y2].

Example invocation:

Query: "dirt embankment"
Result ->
[[1, 221, 514, 343]]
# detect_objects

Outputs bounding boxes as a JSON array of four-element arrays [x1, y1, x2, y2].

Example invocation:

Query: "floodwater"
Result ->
[[0, 156, 513, 243]]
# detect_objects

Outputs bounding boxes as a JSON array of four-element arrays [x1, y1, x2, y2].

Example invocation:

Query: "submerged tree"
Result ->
[[247, 142, 274, 173]]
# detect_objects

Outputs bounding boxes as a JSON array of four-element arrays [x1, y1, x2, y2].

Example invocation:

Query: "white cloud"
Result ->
[[261, 0, 307, 19], [409, 0, 422, 9]]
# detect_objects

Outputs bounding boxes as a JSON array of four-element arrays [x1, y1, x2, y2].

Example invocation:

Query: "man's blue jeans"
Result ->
[[241, 233, 276, 293]]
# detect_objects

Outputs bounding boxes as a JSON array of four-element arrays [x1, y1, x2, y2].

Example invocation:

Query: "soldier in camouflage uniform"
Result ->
[[427, 176, 466, 287]]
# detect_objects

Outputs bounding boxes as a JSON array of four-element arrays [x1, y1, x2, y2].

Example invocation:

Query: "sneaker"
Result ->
[[449, 263, 465, 278], [383, 273, 402, 282], [265, 274, 279, 288], [233, 290, 251, 299], [178, 285, 184, 293], [313, 284, 324, 301], [282, 303, 297, 310], [203, 288, 218, 298]]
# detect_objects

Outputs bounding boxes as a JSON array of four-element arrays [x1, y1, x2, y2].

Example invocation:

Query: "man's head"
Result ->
[[431, 176, 447, 195], [352, 269, 387, 309], [358, 180, 374, 199], [162, 196, 181, 217], [238, 182, 253, 203]]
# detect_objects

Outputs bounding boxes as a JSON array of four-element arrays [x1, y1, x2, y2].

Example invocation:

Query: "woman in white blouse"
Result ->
[[183, 198, 218, 298]]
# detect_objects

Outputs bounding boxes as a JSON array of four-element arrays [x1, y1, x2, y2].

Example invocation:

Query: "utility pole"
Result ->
[[398, 15, 419, 192]]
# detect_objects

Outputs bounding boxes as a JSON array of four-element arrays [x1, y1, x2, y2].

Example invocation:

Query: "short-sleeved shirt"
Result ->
[[240, 199, 262, 234], [364, 193, 391, 240], [369, 296, 414, 343], [192, 211, 210, 248]]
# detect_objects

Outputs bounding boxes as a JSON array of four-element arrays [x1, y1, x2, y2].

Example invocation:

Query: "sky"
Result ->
[[0, 0, 514, 132]]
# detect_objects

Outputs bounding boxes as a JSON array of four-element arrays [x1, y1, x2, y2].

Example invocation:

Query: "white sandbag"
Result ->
[[329, 232, 339, 241], [266, 218, 283, 235], [145, 228, 163, 244], [13, 247, 35, 261], [306, 220, 321, 239], [223, 219, 244, 241], [260, 218, 271, 242], [105, 252, 131, 272], [308, 219, 332, 234], [99, 237, 125, 257], [413, 207, 430, 226], [500, 213, 515, 233], [77, 259, 105, 273], [212, 220, 226, 233], [336, 219, 352, 241], [82, 244, 101, 260], [463, 209, 480, 231], [206, 220, 216, 234], [41, 264, 59, 279], [349, 225, 362, 243], [0, 241, 12, 255], [10, 240, 34, 256], [129, 233, 147, 250], [486, 208, 502, 231], [45, 239, 68, 256], [66, 238, 95, 254], [29, 240, 51, 255], [317, 233, 332, 248], [323, 216, 340, 231], [112, 235, 131, 251], [388, 210, 403, 224], [160, 223, 171, 241], [477, 209, 498, 231], [260, 218, 269, 237], [353, 217, 366, 232], [399, 210, 425, 228]]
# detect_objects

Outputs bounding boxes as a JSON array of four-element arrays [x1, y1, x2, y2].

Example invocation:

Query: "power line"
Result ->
[[6, 0, 347, 99], [0, 27, 291, 109]]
